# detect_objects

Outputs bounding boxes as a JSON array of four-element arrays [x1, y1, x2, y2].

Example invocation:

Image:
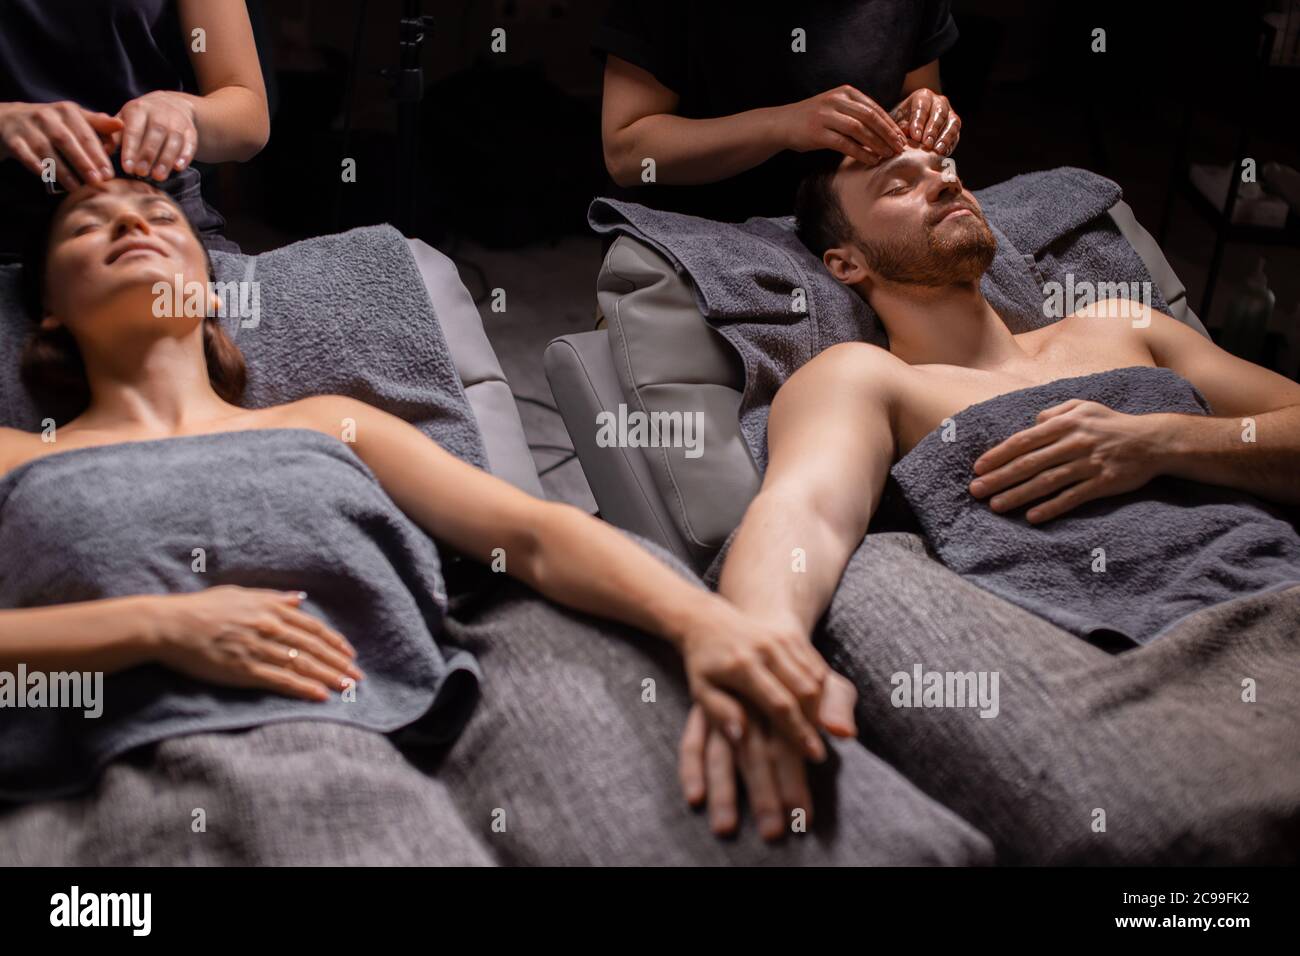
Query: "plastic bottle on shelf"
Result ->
[[1219, 258, 1275, 364]]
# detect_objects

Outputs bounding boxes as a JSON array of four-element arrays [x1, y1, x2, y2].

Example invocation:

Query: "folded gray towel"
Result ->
[[890, 365, 1300, 646], [0, 428, 480, 801], [590, 167, 1168, 471], [0, 225, 487, 470]]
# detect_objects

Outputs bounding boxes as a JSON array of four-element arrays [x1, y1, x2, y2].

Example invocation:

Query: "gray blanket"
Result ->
[[820, 532, 1300, 864], [891, 366, 1300, 646], [589, 167, 1168, 470], [7, 542, 1296, 865], [0, 225, 487, 470], [0, 428, 480, 801], [0, 573, 996, 866]]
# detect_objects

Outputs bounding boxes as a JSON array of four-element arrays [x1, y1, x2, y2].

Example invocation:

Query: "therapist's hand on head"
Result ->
[[778, 84, 908, 167], [0, 101, 122, 190], [892, 88, 961, 156], [116, 90, 199, 181]]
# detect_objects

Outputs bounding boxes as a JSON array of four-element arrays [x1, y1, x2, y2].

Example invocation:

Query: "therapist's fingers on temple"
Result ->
[[825, 130, 881, 167], [135, 123, 169, 180], [823, 114, 887, 161], [61, 107, 117, 179], [18, 127, 82, 190], [840, 92, 907, 153], [920, 98, 949, 150], [154, 131, 187, 178], [117, 106, 147, 175], [3, 136, 58, 183], [33, 106, 112, 185], [175, 128, 197, 170], [678, 705, 709, 805], [933, 112, 961, 155]]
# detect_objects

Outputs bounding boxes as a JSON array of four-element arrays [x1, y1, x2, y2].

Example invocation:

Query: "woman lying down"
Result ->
[[0, 178, 992, 865]]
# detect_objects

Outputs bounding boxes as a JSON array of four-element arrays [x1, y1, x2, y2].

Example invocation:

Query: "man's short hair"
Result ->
[[794, 153, 857, 259]]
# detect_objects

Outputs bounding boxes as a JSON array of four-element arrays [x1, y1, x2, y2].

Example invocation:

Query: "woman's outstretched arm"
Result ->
[[309, 396, 854, 759]]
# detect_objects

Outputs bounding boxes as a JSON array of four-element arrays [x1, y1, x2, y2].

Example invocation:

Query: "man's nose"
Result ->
[[109, 212, 150, 239], [924, 166, 962, 203]]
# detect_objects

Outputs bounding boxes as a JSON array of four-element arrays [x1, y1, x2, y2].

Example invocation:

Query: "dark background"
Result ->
[[209, 0, 1300, 503], [223, 0, 1300, 310]]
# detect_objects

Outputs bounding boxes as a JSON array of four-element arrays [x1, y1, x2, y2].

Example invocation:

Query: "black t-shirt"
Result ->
[[593, 0, 958, 221], [0, 0, 223, 259]]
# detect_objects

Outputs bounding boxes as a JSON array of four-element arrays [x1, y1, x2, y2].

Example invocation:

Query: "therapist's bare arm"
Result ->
[[717, 343, 899, 639], [176, 0, 269, 161], [117, 0, 269, 178], [601, 55, 904, 187]]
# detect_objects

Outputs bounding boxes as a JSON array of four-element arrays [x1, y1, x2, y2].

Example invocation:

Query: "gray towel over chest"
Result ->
[[890, 366, 1300, 647], [0, 428, 480, 800]]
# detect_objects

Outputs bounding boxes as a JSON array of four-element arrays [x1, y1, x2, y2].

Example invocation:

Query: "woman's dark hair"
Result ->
[[18, 187, 247, 423]]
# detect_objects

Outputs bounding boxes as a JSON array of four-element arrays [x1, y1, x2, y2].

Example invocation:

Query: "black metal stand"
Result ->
[[391, 2, 434, 234]]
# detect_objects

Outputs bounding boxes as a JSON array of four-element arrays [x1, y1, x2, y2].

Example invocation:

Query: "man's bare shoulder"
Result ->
[[1067, 298, 1171, 335], [1034, 303, 1174, 365], [791, 341, 908, 392]]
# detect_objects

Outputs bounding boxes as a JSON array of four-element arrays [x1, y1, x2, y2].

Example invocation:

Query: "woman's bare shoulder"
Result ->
[[0, 427, 46, 477], [268, 395, 369, 425]]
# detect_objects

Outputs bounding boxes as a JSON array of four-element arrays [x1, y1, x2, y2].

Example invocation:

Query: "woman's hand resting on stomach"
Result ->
[[148, 586, 363, 702]]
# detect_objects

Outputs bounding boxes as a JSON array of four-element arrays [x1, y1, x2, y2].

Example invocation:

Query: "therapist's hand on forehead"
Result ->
[[891, 86, 961, 155], [778, 84, 909, 167], [0, 101, 123, 191], [779, 82, 961, 170], [0, 91, 203, 191], [115, 90, 199, 182]]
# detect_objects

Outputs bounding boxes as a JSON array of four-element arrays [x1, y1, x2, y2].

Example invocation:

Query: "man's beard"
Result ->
[[858, 207, 997, 286]]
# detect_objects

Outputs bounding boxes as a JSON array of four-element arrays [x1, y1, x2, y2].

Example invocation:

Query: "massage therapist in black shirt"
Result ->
[[595, 0, 961, 221], [0, 0, 268, 258]]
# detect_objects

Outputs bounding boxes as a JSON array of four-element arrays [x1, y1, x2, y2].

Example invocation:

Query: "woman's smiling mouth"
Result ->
[[105, 241, 168, 265]]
